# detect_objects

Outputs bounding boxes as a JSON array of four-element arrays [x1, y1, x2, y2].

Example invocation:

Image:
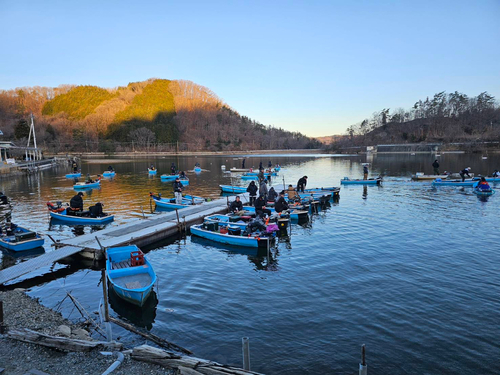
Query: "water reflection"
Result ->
[[108, 287, 158, 331]]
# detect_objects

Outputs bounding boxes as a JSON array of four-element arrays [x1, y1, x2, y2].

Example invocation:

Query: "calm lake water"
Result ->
[[1, 153, 499, 375]]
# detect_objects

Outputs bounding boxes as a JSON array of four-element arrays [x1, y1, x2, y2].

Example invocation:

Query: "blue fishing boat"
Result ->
[[150, 194, 203, 211], [74, 180, 101, 190], [106, 245, 156, 306], [0, 226, 44, 251], [243, 205, 308, 221], [219, 185, 247, 194], [47, 204, 114, 225], [65, 172, 81, 178], [241, 175, 259, 180], [473, 176, 500, 183], [244, 172, 276, 177], [148, 168, 157, 175], [472, 181, 496, 196], [160, 175, 190, 186], [103, 171, 116, 177], [190, 224, 272, 248], [204, 214, 252, 231], [340, 177, 381, 185], [432, 179, 476, 187]]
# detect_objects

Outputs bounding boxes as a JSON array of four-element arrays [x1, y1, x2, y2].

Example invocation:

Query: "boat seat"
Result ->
[[112, 259, 131, 270]]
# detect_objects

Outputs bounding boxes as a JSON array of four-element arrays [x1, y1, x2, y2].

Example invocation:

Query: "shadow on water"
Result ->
[[108, 286, 158, 331], [190, 235, 280, 271], [0, 247, 46, 271]]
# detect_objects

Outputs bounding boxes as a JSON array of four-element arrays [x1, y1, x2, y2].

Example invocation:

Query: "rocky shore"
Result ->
[[0, 289, 173, 375]]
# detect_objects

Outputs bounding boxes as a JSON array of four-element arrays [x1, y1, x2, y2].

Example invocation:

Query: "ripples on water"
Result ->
[[1, 154, 499, 375]]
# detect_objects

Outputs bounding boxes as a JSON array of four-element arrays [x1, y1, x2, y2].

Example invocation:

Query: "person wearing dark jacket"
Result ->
[[460, 167, 471, 182], [254, 195, 272, 218], [258, 168, 265, 184], [173, 178, 183, 204], [259, 161, 263, 170], [432, 160, 440, 175], [242, 158, 246, 169], [247, 181, 258, 205], [297, 176, 308, 193], [70, 192, 84, 211], [170, 163, 177, 175], [268, 160, 272, 168], [229, 196, 244, 214], [259, 180, 268, 200], [267, 187, 278, 202], [275, 191, 289, 213]]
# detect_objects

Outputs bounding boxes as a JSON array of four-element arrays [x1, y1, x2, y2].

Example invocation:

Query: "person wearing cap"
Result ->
[[229, 196, 244, 215], [247, 180, 258, 205], [254, 195, 272, 218], [275, 190, 289, 213], [173, 177, 183, 204], [297, 176, 308, 193], [70, 192, 84, 212], [459, 167, 472, 182]]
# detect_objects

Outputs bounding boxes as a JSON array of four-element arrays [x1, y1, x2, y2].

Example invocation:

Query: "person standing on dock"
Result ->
[[258, 168, 265, 184], [297, 176, 307, 192], [363, 165, 369, 180], [173, 177, 183, 204], [460, 167, 472, 182], [247, 181, 258, 205], [242, 158, 246, 169], [259, 180, 268, 200], [70, 192, 84, 212], [432, 160, 440, 175]]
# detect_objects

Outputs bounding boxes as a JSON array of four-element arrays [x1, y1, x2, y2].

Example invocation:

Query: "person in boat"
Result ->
[[287, 184, 300, 201], [492, 170, 500, 177], [70, 192, 84, 212], [363, 165, 369, 180], [275, 191, 289, 213], [107, 165, 114, 172], [255, 195, 272, 218], [86, 174, 94, 183], [242, 158, 246, 169], [297, 176, 308, 193], [89, 202, 104, 218], [268, 160, 272, 168], [179, 170, 187, 179], [0, 192, 8, 206], [258, 168, 265, 184], [259, 179, 268, 200], [247, 180, 258, 205], [432, 160, 440, 175], [476, 177, 491, 191], [267, 173, 272, 184], [173, 177, 183, 204], [229, 196, 244, 215], [267, 187, 278, 203], [170, 162, 177, 175], [150, 164, 156, 171], [72, 161, 78, 173], [459, 167, 472, 182]]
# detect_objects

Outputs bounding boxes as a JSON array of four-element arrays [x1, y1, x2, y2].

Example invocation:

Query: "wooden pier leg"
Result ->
[[242, 337, 250, 371], [0, 300, 5, 334], [359, 344, 367, 375], [101, 269, 109, 322]]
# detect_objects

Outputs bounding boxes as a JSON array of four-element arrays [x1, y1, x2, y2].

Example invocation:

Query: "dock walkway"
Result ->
[[0, 194, 243, 285]]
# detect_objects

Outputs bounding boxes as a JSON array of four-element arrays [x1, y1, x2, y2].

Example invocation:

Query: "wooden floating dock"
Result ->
[[0, 195, 243, 285]]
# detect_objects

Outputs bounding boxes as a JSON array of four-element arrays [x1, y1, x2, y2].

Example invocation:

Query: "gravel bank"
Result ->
[[0, 289, 174, 375]]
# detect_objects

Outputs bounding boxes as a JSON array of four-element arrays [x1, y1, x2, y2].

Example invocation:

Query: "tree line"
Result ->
[[0, 79, 321, 154], [333, 91, 500, 148]]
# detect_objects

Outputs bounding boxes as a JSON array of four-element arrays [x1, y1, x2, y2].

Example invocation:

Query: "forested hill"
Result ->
[[0, 79, 321, 152], [330, 91, 500, 149]]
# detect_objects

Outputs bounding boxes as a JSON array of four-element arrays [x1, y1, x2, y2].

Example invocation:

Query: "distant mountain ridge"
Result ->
[[0, 79, 321, 152]]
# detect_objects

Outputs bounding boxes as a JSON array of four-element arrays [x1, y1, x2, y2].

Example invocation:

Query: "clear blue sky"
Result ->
[[1, 0, 499, 137]]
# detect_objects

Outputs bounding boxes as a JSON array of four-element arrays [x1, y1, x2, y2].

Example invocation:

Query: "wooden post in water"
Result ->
[[359, 344, 367, 375], [0, 300, 5, 334], [141, 206, 145, 219], [101, 269, 109, 322], [242, 337, 251, 371]]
